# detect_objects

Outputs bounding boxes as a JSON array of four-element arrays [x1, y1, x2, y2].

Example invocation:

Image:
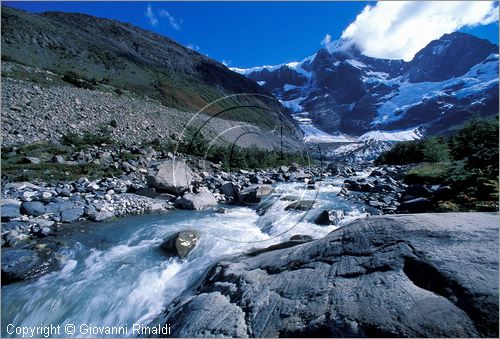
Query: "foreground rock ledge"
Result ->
[[149, 213, 499, 338]]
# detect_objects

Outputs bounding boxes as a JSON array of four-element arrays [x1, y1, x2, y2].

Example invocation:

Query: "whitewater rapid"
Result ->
[[1, 174, 370, 338]]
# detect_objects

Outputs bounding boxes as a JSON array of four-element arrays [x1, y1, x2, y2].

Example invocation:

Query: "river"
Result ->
[[1, 171, 371, 337]]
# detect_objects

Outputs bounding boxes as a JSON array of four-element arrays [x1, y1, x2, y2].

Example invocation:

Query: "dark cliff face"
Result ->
[[236, 32, 499, 137], [1, 6, 304, 143], [405, 32, 499, 83]]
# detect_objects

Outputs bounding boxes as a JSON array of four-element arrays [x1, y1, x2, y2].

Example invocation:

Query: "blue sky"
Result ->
[[4, 1, 499, 67]]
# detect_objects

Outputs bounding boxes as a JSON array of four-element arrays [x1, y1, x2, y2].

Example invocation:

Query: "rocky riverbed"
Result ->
[[1, 140, 461, 286], [2, 148, 498, 338], [150, 213, 499, 338]]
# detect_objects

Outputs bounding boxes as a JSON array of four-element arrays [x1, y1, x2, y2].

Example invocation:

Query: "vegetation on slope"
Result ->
[[376, 117, 499, 211], [1, 6, 301, 139]]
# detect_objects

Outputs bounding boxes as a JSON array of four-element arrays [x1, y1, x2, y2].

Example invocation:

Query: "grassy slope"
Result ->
[[1, 6, 301, 138]]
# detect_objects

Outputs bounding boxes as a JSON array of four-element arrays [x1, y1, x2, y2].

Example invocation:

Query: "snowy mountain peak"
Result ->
[[233, 32, 498, 142]]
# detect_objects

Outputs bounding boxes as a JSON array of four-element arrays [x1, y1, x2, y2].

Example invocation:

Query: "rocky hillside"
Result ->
[[233, 32, 499, 139], [1, 6, 303, 149], [150, 212, 499, 337]]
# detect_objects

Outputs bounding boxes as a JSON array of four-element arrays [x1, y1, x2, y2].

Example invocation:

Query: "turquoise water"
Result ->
[[1, 175, 368, 337]]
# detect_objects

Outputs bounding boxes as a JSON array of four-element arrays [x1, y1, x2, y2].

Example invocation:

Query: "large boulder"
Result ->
[[398, 197, 432, 213], [219, 182, 239, 199], [20, 201, 46, 216], [160, 230, 200, 259], [150, 213, 499, 337], [60, 208, 84, 223], [285, 200, 316, 211], [1, 245, 60, 285], [1, 204, 21, 221], [238, 185, 273, 204], [174, 189, 217, 210], [147, 160, 194, 195]]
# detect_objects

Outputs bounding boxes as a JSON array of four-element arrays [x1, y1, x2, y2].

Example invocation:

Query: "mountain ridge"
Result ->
[[1, 5, 304, 149], [232, 32, 499, 140]]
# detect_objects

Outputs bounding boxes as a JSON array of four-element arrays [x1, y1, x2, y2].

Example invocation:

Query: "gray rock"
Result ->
[[20, 201, 46, 216], [175, 190, 217, 210], [1, 246, 60, 285], [1, 204, 21, 221], [289, 234, 313, 242], [60, 208, 84, 223], [432, 185, 453, 201], [239, 185, 273, 204], [398, 197, 432, 213], [219, 182, 239, 198], [310, 210, 331, 225], [285, 200, 316, 211], [249, 175, 263, 184], [20, 156, 41, 164], [404, 184, 433, 198], [152, 213, 499, 337], [31, 218, 55, 228], [41, 191, 53, 202], [147, 160, 194, 195], [51, 155, 65, 163], [160, 230, 200, 259], [279, 165, 289, 173], [92, 211, 115, 222]]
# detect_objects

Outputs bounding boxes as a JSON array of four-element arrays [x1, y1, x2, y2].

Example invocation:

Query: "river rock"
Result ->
[[219, 182, 239, 198], [1, 246, 60, 285], [92, 211, 115, 222], [239, 185, 273, 204], [60, 208, 84, 223], [20, 201, 46, 217], [398, 197, 432, 213], [150, 213, 499, 337], [285, 200, 316, 211], [404, 184, 433, 198], [147, 159, 193, 195], [174, 190, 217, 211], [312, 210, 331, 225], [1, 204, 21, 221], [160, 230, 200, 259]]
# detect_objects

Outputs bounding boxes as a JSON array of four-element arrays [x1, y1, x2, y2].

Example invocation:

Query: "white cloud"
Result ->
[[338, 1, 499, 61], [145, 4, 182, 30], [159, 9, 182, 30], [321, 34, 336, 53], [145, 4, 158, 27], [187, 44, 200, 51]]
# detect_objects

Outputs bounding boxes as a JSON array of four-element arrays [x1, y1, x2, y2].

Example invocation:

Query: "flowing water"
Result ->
[[1, 172, 370, 337]]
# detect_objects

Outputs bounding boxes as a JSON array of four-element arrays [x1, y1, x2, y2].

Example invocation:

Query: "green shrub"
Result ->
[[62, 127, 114, 148], [377, 117, 498, 210], [62, 71, 98, 90], [1, 163, 121, 183], [405, 162, 453, 184], [375, 136, 450, 165], [177, 127, 309, 170]]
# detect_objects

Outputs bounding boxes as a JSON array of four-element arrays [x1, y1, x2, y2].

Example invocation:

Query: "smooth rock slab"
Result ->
[[150, 213, 499, 338]]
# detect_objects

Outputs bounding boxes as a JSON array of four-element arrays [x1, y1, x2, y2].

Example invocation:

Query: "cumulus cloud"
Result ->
[[159, 9, 182, 30], [337, 1, 499, 61], [145, 4, 182, 30]]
